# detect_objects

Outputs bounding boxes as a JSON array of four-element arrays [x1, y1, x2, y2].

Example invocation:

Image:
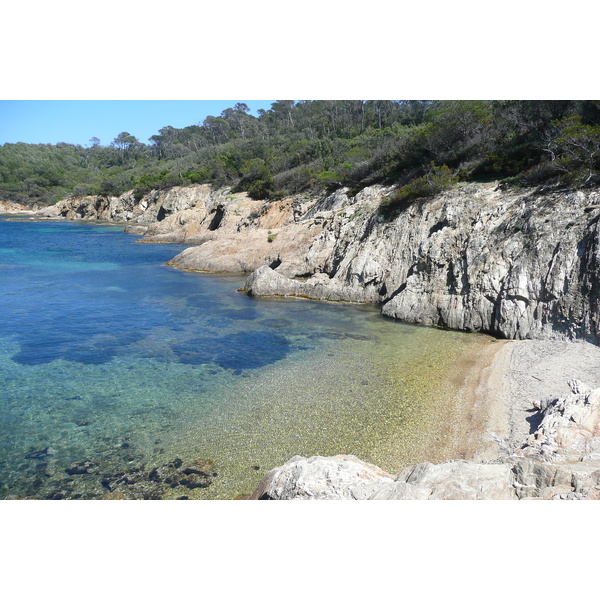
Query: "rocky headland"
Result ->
[[11, 180, 600, 499]]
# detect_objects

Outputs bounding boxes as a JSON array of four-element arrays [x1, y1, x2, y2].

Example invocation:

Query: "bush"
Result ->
[[517, 162, 563, 187], [184, 168, 211, 184], [546, 116, 600, 186], [379, 164, 457, 215], [247, 176, 278, 200], [316, 170, 343, 192], [73, 184, 90, 197], [133, 185, 151, 201]]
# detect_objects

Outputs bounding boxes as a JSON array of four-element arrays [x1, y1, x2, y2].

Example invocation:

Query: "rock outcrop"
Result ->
[[251, 379, 600, 500], [518, 379, 600, 463], [34, 181, 600, 342], [0, 200, 35, 213], [36, 184, 227, 231], [249, 455, 395, 500], [244, 184, 600, 343]]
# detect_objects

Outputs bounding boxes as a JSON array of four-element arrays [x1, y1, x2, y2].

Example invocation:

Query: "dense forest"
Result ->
[[2, 100, 600, 211]]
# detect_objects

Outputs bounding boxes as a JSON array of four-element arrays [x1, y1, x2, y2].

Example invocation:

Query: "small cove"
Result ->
[[0, 217, 493, 499]]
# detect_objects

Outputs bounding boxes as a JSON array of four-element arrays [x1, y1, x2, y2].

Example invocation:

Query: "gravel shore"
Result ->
[[467, 338, 600, 461]]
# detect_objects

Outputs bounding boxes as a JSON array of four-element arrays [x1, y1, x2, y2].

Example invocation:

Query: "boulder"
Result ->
[[249, 455, 395, 500]]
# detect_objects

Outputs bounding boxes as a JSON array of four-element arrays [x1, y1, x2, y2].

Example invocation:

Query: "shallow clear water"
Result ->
[[0, 216, 490, 499]]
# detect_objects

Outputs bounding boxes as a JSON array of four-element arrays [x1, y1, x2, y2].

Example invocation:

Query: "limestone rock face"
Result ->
[[36, 181, 600, 342], [244, 184, 600, 343], [370, 461, 518, 500], [36, 184, 226, 229], [378, 188, 600, 343], [0, 200, 34, 213]]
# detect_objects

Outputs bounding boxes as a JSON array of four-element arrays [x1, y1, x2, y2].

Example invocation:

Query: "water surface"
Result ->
[[0, 217, 491, 499]]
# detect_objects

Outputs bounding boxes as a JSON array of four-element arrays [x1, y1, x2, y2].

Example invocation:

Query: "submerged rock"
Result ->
[[98, 457, 216, 499], [65, 460, 97, 475], [8, 454, 217, 500], [24, 447, 55, 460]]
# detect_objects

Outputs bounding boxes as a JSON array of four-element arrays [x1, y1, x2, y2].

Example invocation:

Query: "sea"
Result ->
[[0, 216, 491, 499]]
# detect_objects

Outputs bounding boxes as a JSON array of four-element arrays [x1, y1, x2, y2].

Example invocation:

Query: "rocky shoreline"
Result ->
[[6, 181, 600, 499], [24, 180, 600, 343], [251, 339, 600, 500]]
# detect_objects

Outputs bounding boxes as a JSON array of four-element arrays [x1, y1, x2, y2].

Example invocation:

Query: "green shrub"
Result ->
[[316, 170, 343, 192], [379, 164, 457, 216], [184, 169, 211, 184], [133, 185, 151, 201], [247, 176, 278, 200]]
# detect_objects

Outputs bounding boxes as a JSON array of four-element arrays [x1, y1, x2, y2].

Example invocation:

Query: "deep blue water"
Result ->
[[0, 219, 296, 369], [0, 216, 486, 499], [0, 217, 388, 498]]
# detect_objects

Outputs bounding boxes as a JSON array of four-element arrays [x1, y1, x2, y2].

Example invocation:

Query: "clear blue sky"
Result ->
[[0, 100, 276, 147]]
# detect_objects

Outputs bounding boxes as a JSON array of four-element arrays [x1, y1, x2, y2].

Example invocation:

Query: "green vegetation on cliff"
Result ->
[[2, 100, 600, 206]]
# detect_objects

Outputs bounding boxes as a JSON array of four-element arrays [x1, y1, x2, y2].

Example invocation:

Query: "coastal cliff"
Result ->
[[0, 199, 35, 213], [15, 180, 600, 499], [33, 181, 600, 343]]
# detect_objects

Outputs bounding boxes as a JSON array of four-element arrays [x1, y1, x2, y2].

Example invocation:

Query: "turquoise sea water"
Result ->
[[0, 216, 490, 499]]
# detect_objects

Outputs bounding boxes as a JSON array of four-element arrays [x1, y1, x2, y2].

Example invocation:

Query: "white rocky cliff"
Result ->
[[35, 181, 600, 343]]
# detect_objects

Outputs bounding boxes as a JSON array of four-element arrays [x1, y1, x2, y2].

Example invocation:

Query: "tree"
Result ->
[[543, 116, 600, 184], [234, 102, 250, 114], [269, 100, 296, 132], [4, 100, 600, 208], [219, 104, 257, 140], [234, 157, 279, 199], [202, 116, 231, 144], [111, 132, 142, 165]]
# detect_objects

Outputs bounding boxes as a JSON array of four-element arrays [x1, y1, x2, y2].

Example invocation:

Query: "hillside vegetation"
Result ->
[[2, 100, 600, 209]]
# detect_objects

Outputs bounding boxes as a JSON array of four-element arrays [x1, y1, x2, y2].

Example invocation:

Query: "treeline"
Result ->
[[1, 100, 600, 207]]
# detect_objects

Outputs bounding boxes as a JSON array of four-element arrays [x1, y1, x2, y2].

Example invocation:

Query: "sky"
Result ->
[[0, 100, 276, 147]]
